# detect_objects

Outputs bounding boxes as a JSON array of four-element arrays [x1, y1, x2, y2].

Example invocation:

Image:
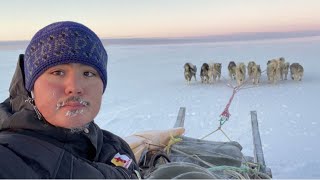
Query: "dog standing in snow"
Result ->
[[290, 63, 304, 81], [228, 61, 236, 80], [251, 64, 261, 85], [200, 63, 210, 83], [283, 62, 290, 80], [247, 61, 256, 80], [184, 63, 197, 84], [212, 63, 222, 82], [267, 59, 281, 84], [235, 63, 246, 85]]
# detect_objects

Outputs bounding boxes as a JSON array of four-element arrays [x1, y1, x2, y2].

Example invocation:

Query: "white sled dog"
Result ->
[[283, 62, 290, 80], [267, 59, 281, 84], [251, 64, 261, 85], [247, 61, 256, 79], [228, 61, 237, 80], [208, 63, 215, 83], [235, 63, 246, 85], [200, 63, 210, 83], [278, 57, 286, 80], [290, 63, 304, 81], [211, 63, 222, 82], [184, 63, 197, 84]]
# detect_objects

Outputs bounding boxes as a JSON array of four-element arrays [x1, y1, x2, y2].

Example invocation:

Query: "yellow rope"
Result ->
[[165, 133, 183, 154], [133, 133, 182, 154]]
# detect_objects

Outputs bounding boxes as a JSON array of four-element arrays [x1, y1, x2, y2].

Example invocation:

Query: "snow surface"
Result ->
[[1, 36, 320, 178]]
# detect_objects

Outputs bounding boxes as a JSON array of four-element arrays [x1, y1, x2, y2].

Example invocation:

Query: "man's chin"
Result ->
[[52, 116, 92, 133], [65, 109, 85, 117]]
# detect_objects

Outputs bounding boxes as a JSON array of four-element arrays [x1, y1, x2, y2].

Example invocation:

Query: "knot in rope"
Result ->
[[219, 88, 238, 127]]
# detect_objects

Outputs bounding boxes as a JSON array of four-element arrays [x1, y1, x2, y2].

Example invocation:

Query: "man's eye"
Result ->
[[84, 72, 96, 77], [51, 71, 64, 76]]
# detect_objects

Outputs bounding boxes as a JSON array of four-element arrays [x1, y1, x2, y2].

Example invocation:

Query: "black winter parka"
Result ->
[[0, 55, 139, 179]]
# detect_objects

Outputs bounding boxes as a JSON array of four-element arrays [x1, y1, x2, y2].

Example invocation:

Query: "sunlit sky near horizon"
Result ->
[[1, 0, 320, 41]]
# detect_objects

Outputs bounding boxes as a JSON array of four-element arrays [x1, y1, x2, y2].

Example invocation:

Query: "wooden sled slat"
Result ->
[[174, 107, 186, 128], [251, 110, 272, 177]]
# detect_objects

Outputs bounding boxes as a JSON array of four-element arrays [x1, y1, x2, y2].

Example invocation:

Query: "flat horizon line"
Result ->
[[1, 30, 320, 47]]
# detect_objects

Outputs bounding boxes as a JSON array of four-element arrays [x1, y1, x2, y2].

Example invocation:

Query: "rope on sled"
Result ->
[[197, 71, 274, 179], [200, 86, 241, 140], [219, 88, 237, 127], [200, 68, 263, 140], [137, 132, 271, 179], [165, 134, 183, 154], [168, 145, 271, 179], [208, 165, 272, 179]]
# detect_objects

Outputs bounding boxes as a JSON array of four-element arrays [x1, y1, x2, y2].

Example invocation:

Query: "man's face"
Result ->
[[33, 63, 104, 129]]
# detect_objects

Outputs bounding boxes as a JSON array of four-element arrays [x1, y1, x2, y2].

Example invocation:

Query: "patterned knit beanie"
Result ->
[[24, 21, 108, 93]]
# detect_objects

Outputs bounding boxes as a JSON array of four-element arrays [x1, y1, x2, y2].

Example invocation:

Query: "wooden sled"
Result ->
[[124, 107, 272, 179]]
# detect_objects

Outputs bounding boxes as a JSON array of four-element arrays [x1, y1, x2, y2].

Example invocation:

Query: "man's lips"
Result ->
[[60, 102, 86, 109], [56, 97, 90, 110]]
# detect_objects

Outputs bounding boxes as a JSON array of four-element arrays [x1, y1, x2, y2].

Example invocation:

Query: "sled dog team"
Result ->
[[184, 57, 304, 85]]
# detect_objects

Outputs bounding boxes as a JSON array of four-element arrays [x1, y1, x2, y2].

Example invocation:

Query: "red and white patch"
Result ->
[[111, 153, 132, 169]]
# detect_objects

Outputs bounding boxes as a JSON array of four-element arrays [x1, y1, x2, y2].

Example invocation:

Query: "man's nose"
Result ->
[[64, 73, 84, 95]]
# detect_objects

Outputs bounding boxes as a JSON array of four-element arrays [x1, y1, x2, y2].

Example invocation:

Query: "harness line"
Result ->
[[200, 67, 263, 140]]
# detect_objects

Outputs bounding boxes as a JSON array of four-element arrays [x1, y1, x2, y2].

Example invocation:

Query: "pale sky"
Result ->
[[1, 0, 320, 41]]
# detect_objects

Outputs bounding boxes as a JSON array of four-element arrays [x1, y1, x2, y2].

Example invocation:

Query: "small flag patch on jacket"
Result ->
[[111, 153, 132, 168]]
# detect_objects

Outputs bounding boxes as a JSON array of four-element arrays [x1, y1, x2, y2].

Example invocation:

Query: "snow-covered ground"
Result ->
[[1, 36, 320, 178]]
